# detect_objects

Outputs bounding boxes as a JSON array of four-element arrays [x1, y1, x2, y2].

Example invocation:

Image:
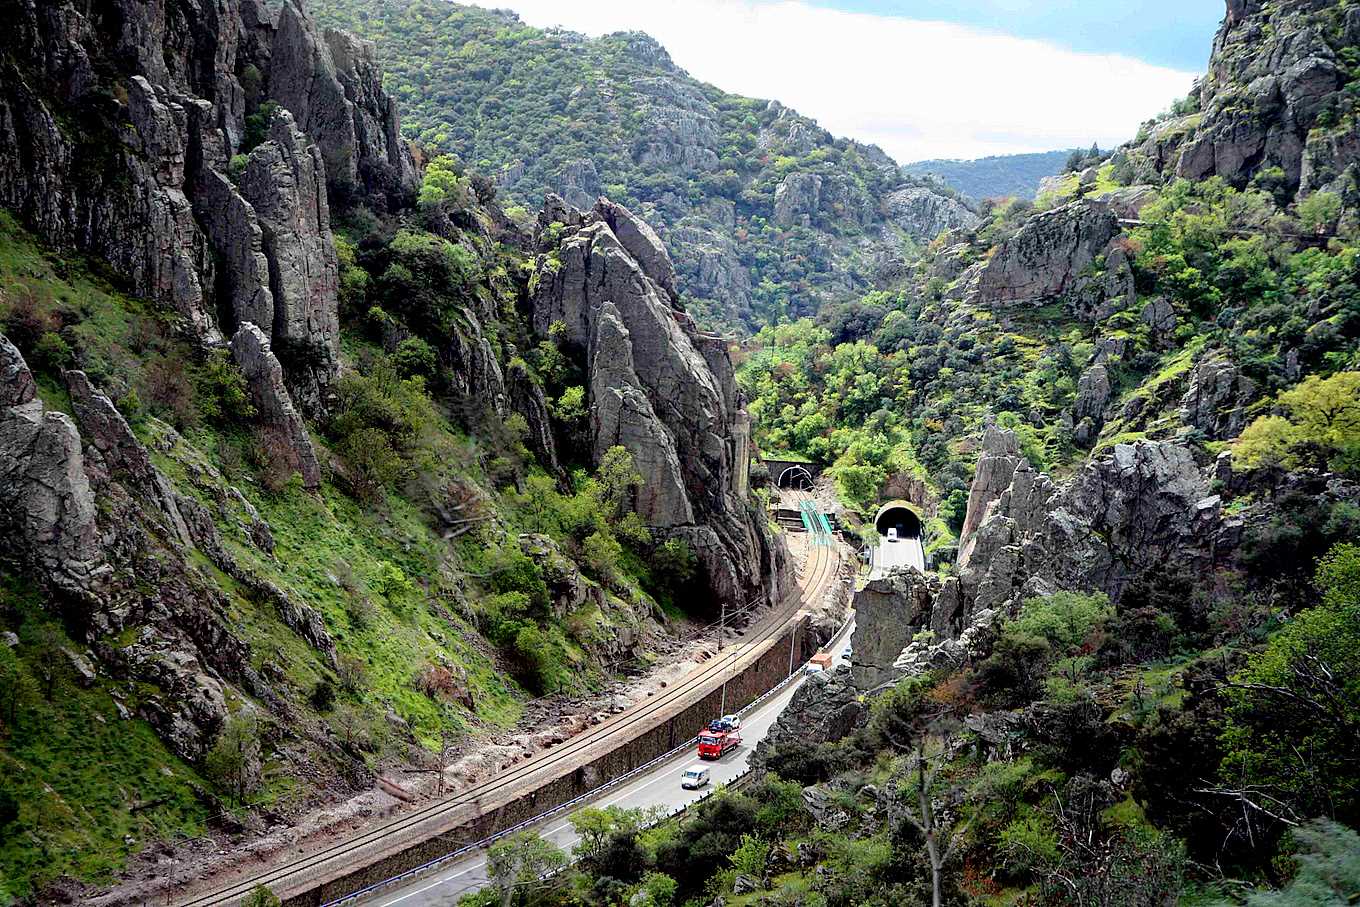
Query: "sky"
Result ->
[[463, 0, 1220, 164]]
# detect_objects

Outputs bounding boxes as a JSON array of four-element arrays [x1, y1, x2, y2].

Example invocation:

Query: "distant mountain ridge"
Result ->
[[903, 149, 1078, 200], [309, 0, 979, 332]]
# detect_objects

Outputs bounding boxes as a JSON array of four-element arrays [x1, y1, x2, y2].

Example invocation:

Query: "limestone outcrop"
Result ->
[[531, 196, 787, 609]]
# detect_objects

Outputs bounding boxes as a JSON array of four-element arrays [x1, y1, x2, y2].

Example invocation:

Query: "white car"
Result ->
[[886, 527, 899, 543], [681, 765, 711, 789]]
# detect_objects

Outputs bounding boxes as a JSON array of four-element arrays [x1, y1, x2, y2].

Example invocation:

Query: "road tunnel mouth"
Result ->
[[874, 502, 922, 539]]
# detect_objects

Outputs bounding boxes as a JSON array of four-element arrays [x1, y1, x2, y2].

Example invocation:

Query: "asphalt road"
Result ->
[[869, 532, 925, 578], [363, 621, 857, 907]]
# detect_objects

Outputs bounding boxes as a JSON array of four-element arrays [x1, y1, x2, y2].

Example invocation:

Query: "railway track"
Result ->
[[175, 507, 845, 907]]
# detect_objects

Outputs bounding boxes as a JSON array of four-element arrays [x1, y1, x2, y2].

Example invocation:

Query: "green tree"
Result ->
[[1220, 543, 1360, 826], [596, 445, 642, 520], [1237, 373, 1360, 474], [1239, 820, 1360, 905], [485, 830, 566, 907], [204, 713, 263, 805]]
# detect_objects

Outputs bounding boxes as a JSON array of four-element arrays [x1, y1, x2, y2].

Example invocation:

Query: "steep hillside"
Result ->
[[307, 0, 978, 332], [0, 0, 785, 900], [903, 149, 1077, 200]]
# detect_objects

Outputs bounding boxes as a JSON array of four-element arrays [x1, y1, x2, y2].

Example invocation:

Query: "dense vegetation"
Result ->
[[736, 175, 1360, 555], [309, 0, 942, 332], [902, 149, 1076, 201]]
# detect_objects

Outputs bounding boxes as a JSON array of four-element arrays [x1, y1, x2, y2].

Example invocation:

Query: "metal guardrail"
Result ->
[[323, 608, 857, 906]]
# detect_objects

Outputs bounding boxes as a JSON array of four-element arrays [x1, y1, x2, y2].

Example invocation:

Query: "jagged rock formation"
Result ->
[[962, 200, 1134, 316], [0, 337, 105, 598], [849, 568, 941, 691], [958, 425, 1025, 566], [230, 322, 324, 490], [853, 429, 1232, 690], [506, 361, 563, 479], [1122, 0, 1360, 202], [0, 0, 415, 400], [752, 667, 865, 767], [531, 196, 787, 609], [1070, 363, 1113, 447]]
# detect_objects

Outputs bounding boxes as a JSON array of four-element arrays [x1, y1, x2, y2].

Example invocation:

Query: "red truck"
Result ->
[[697, 715, 742, 760]]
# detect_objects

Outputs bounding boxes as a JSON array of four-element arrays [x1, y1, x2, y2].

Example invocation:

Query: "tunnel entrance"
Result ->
[[873, 501, 922, 538], [777, 465, 814, 490]]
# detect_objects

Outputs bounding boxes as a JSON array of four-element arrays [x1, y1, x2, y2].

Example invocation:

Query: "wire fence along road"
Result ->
[[347, 611, 859, 907], [175, 505, 848, 907]]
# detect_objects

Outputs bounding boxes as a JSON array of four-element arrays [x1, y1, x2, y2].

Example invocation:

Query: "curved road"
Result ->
[[361, 618, 857, 906]]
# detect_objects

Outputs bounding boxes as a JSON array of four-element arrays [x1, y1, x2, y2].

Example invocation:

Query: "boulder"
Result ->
[[970, 201, 1130, 314], [229, 322, 322, 490]]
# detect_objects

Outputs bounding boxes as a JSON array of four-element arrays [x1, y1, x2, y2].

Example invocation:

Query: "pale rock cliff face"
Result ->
[[531, 196, 788, 610], [0, 0, 415, 402]]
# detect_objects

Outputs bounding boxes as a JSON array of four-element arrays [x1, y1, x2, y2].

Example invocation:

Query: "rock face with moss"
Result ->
[[1122, 0, 1360, 203], [0, 0, 413, 399], [532, 196, 788, 609]]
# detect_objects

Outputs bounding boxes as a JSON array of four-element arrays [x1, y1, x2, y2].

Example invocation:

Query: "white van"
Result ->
[[886, 527, 899, 543], [681, 765, 711, 789]]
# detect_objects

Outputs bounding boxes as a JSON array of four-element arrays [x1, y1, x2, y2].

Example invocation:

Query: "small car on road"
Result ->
[[681, 765, 711, 789]]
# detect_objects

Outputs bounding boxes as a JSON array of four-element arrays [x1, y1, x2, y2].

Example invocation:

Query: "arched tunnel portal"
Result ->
[[776, 465, 815, 490], [874, 501, 923, 538]]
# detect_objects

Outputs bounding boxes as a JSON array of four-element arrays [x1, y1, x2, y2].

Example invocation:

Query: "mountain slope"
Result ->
[[308, 0, 978, 331], [903, 149, 1077, 200]]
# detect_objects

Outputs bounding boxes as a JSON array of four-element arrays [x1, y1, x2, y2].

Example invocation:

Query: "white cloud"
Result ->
[[461, 0, 1198, 163]]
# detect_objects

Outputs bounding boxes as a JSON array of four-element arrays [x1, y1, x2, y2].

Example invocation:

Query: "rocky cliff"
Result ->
[[1124, 0, 1360, 203], [851, 425, 1359, 688], [531, 195, 788, 611], [0, 0, 417, 412]]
